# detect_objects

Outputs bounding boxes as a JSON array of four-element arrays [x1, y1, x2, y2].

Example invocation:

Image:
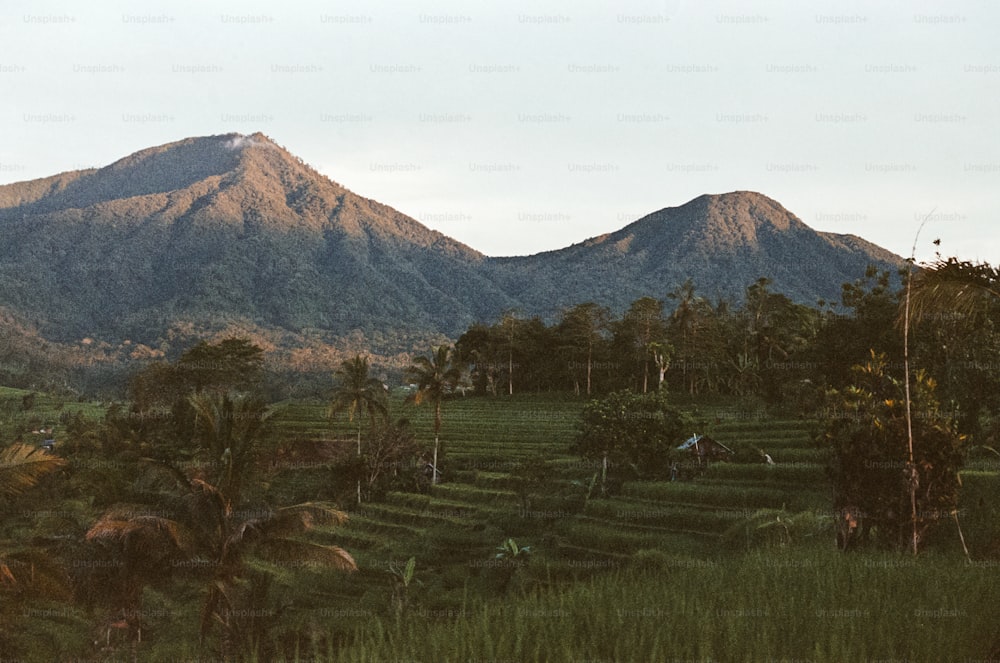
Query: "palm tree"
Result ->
[[193, 490, 356, 660], [86, 473, 356, 660], [909, 256, 1000, 324], [86, 391, 357, 658], [905, 255, 999, 556], [188, 392, 271, 507], [330, 355, 388, 503], [668, 279, 703, 395], [405, 346, 463, 485], [0, 442, 66, 498], [84, 506, 193, 657], [0, 443, 69, 656], [0, 544, 74, 658]]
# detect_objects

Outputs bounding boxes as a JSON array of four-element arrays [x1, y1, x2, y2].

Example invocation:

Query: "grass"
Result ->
[[7, 388, 1000, 661], [326, 545, 1000, 662]]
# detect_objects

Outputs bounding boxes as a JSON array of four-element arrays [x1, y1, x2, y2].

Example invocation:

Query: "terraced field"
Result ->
[[270, 394, 834, 609], [0, 384, 107, 440], [262, 394, 1000, 661]]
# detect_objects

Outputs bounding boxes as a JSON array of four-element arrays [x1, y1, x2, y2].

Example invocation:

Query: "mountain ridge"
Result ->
[[0, 133, 905, 350]]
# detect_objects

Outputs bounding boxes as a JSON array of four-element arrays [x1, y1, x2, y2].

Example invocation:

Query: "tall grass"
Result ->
[[326, 546, 1000, 662]]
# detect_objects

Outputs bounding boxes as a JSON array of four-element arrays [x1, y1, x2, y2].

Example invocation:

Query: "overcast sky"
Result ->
[[2, 0, 998, 265]]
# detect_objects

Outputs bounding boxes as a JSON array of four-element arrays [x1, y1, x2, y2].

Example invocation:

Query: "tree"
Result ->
[[909, 257, 1000, 323], [455, 323, 503, 396], [0, 444, 70, 657], [667, 280, 726, 395], [329, 355, 388, 503], [648, 341, 674, 391], [558, 303, 610, 396], [811, 267, 902, 391], [907, 260, 1000, 440], [572, 390, 693, 494], [0, 443, 66, 498], [188, 392, 271, 507], [405, 346, 463, 485], [615, 297, 668, 393], [362, 419, 421, 499], [731, 278, 819, 402], [821, 352, 965, 552], [127, 338, 267, 456], [176, 338, 265, 394], [85, 393, 358, 661], [457, 315, 559, 395], [84, 506, 192, 656]]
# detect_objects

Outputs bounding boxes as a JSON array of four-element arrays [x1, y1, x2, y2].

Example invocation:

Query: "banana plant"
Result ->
[[495, 538, 532, 560]]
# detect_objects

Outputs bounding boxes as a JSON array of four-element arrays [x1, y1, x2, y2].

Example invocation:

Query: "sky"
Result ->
[[1, 0, 998, 265]]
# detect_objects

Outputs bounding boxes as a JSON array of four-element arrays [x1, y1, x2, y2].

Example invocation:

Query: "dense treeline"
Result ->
[[456, 270, 1000, 442]]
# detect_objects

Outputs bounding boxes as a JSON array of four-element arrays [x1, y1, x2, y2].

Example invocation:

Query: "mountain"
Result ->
[[0, 133, 517, 344], [486, 191, 904, 312], [0, 133, 904, 355]]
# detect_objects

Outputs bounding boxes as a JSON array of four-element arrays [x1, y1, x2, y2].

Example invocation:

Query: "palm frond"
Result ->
[[200, 579, 233, 638], [0, 549, 73, 600], [86, 510, 192, 553], [253, 538, 357, 572], [231, 502, 350, 544], [908, 257, 1000, 325], [138, 457, 195, 491], [0, 443, 66, 498]]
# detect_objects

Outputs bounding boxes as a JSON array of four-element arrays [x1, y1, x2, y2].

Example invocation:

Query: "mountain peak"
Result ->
[[488, 190, 903, 311], [0, 134, 904, 348]]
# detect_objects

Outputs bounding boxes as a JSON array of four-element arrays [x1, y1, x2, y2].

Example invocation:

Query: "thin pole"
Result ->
[[903, 210, 934, 555]]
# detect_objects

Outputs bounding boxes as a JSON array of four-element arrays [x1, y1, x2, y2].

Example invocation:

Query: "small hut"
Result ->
[[676, 434, 733, 464]]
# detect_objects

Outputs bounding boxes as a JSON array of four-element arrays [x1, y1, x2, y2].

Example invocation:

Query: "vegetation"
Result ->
[[329, 355, 388, 504], [3, 251, 1000, 660], [404, 345, 465, 485]]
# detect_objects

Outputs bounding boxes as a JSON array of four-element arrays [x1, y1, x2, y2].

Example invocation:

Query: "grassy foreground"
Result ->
[[326, 547, 1000, 662]]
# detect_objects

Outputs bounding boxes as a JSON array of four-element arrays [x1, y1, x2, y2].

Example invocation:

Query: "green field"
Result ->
[[257, 394, 999, 662], [4, 392, 1000, 661]]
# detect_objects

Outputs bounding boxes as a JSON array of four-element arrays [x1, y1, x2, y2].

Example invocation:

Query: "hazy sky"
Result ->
[[2, 0, 998, 265]]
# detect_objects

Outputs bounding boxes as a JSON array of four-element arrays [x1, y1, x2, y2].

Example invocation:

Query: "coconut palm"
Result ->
[[84, 506, 193, 658], [86, 391, 357, 659], [0, 443, 70, 656], [0, 544, 74, 659], [903, 255, 1000, 555], [330, 355, 388, 503], [188, 391, 271, 507], [0, 442, 66, 498], [193, 490, 356, 660], [909, 256, 1000, 324], [405, 345, 463, 485], [86, 463, 356, 660]]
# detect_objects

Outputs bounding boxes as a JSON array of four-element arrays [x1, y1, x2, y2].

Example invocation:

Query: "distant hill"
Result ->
[[0, 133, 904, 356], [485, 191, 904, 313]]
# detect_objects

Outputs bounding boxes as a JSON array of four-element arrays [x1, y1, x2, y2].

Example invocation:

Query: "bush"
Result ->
[[572, 390, 694, 485]]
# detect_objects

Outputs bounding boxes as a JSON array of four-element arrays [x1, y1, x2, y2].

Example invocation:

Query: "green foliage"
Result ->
[[0, 442, 67, 499], [572, 390, 694, 481], [362, 419, 421, 499], [557, 302, 612, 396], [336, 549, 1000, 662], [494, 537, 532, 559], [811, 267, 903, 391], [405, 345, 465, 484], [821, 351, 966, 551], [329, 355, 388, 430]]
